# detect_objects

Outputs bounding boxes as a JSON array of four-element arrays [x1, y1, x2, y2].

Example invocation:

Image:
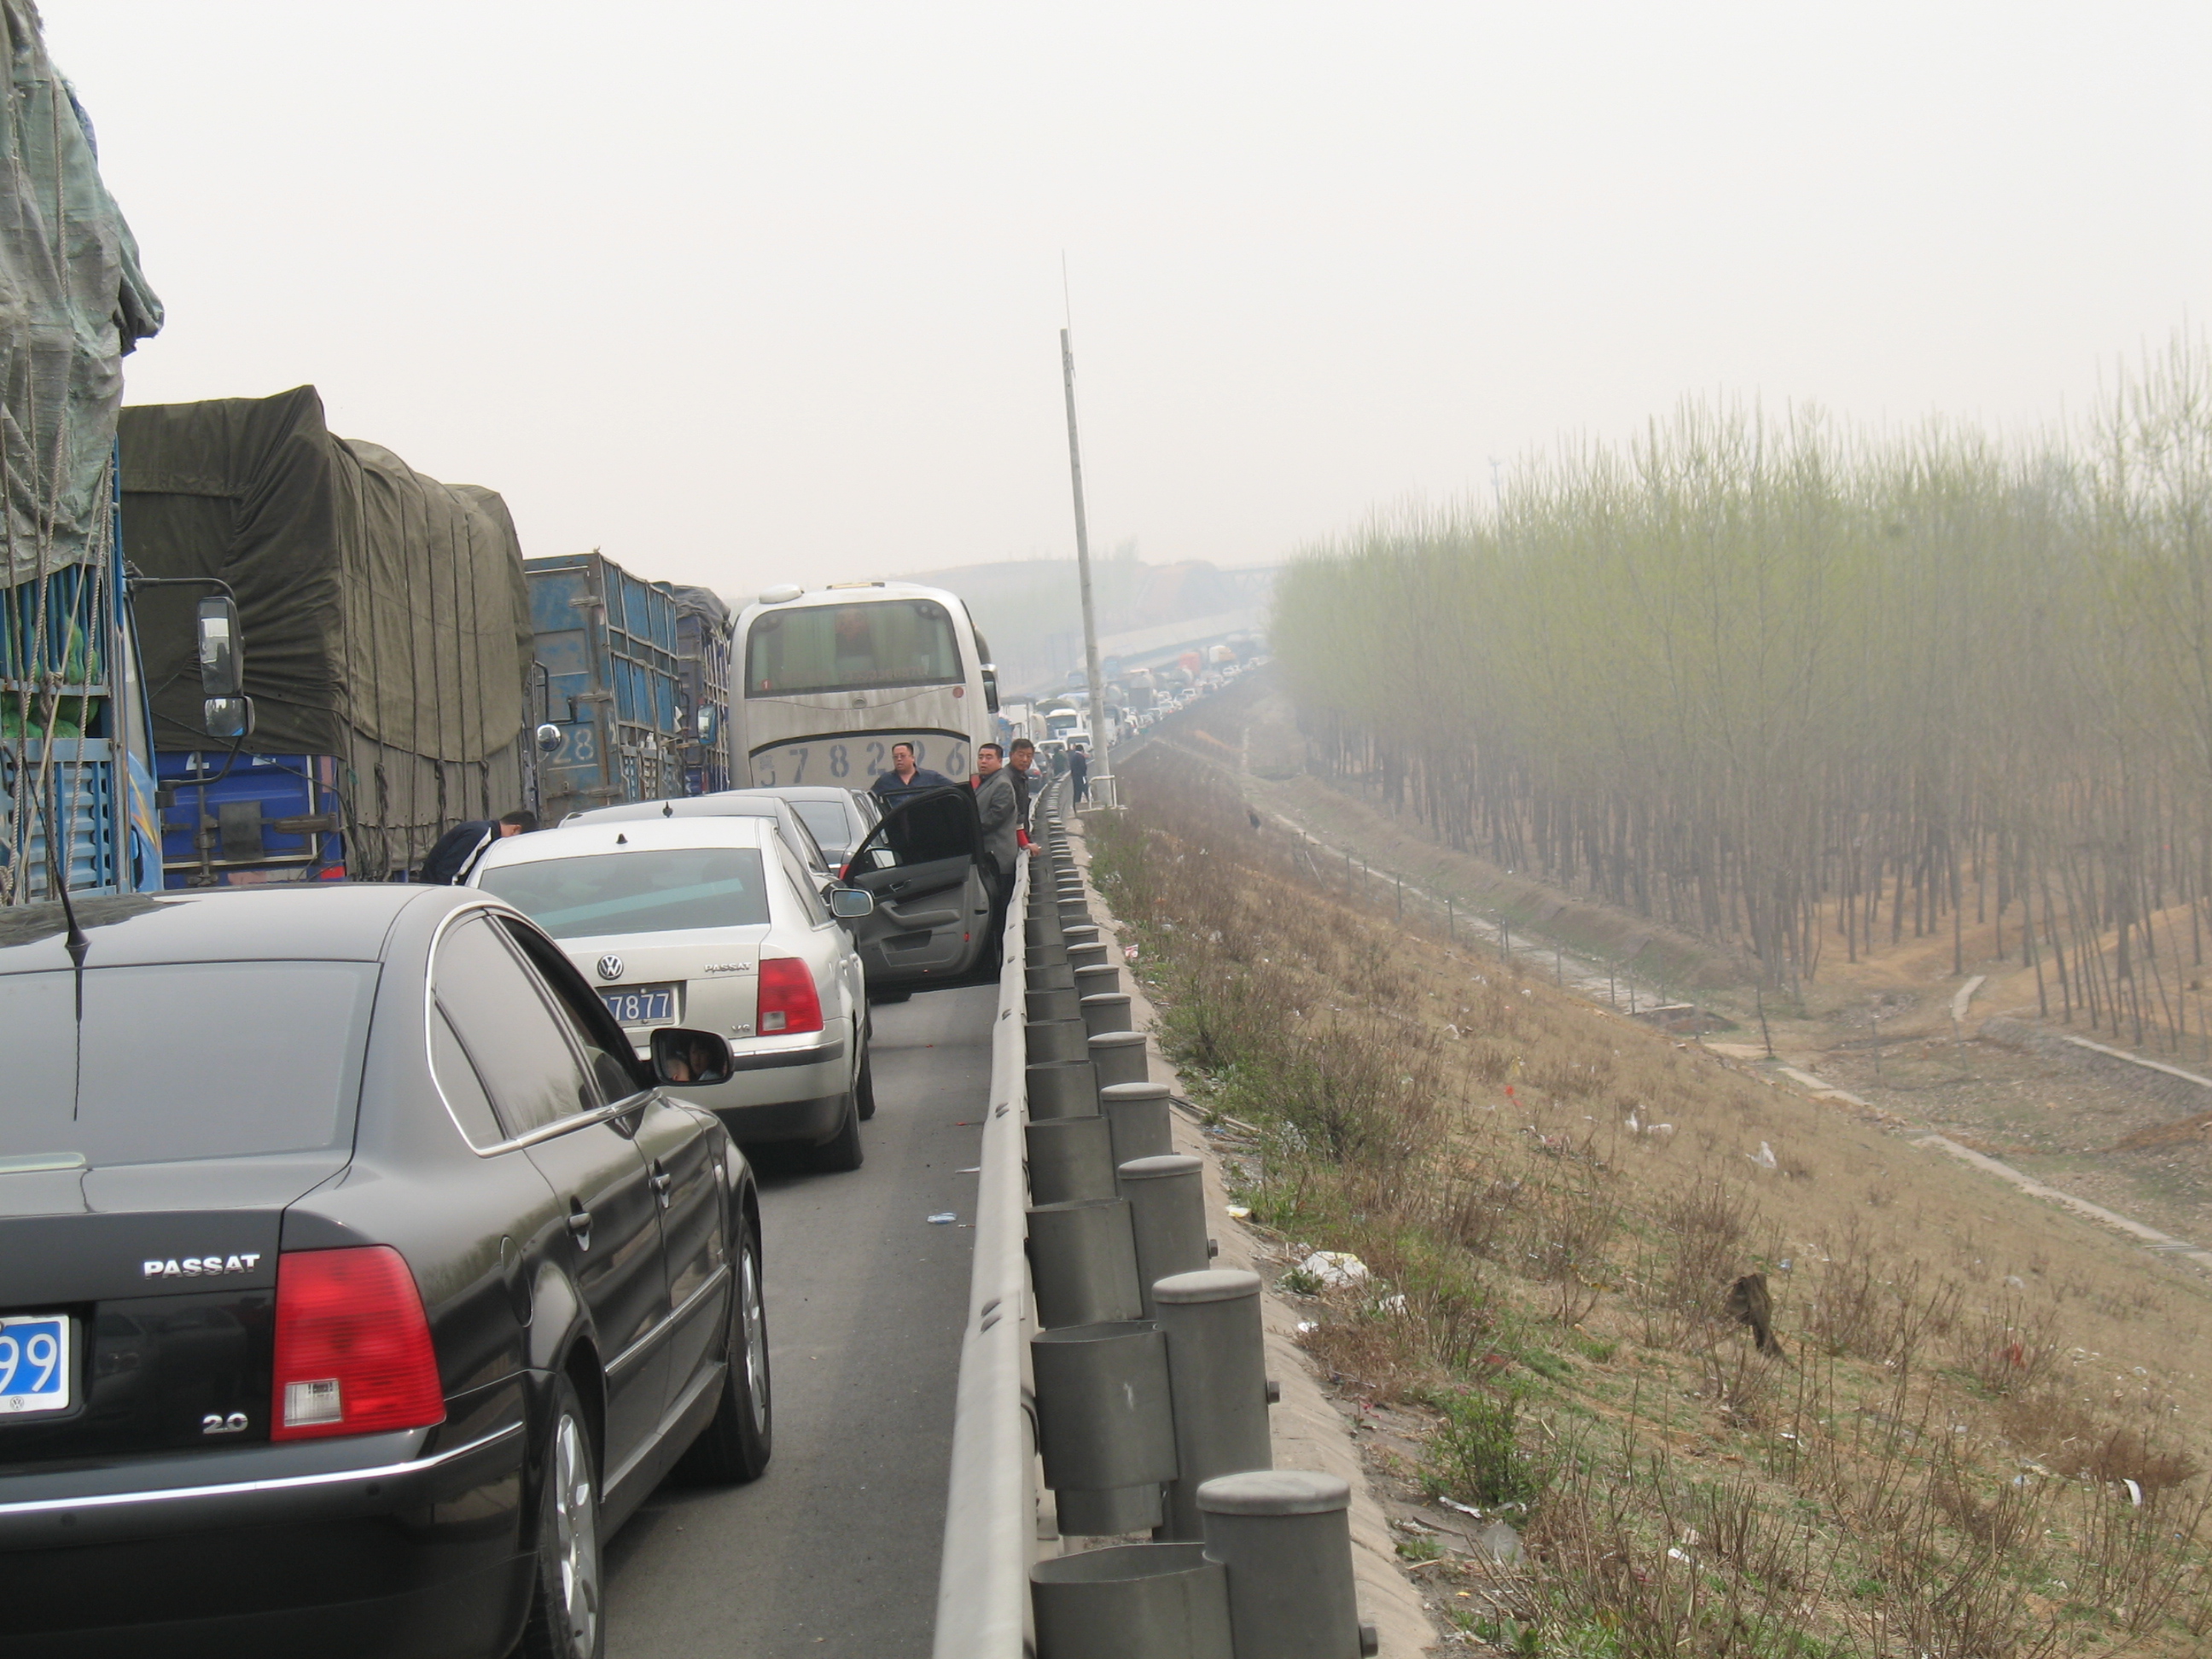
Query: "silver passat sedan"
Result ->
[[473, 815, 877, 1171]]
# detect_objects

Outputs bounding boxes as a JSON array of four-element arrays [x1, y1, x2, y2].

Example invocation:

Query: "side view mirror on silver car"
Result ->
[[650, 1026, 734, 1088], [829, 887, 875, 919]]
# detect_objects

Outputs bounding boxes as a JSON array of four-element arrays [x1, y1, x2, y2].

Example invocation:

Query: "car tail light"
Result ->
[[271, 1246, 445, 1441], [757, 954, 823, 1035]]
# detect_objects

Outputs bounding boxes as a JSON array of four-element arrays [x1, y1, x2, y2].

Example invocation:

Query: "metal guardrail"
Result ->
[[934, 777, 1377, 1659], [932, 788, 1045, 1659]]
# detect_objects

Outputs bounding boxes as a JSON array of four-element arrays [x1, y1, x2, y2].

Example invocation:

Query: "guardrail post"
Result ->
[[1197, 1471, 1378, 1659], [1027, 1059, 1100, 1120], [1097, 1081, 1174, 1167], [1027, 958, 1077, 992], [1031, 1319, 1177, 1536], [1080, 992, 1134, 1036], [1067, 940, 1111, 972], [1027, 1018, 1091, 1066], [1155, 1270, 1274, 1540], [1028, 1197, 1143, 1328], [1118, 1154, 1214, 1318], [1088, 1029, 1151, 1089], [1074, 959, 1122, 997], [1031, 1544, 1233, 1659], [1025, 1115, 1118, 1204], [1028, 984, 1083, 1022]]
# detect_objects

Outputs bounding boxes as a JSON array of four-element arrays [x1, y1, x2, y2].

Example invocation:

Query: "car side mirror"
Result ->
[[651, 1027, 734, 1088], [536, 722, 564, 756], [829, 887, 875, 919], [204, 695, 254, 740], [196, 595, 243, 698]]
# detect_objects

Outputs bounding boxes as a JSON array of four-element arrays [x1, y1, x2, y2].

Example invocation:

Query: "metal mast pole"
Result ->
[[1059, 327, 1115, 808]]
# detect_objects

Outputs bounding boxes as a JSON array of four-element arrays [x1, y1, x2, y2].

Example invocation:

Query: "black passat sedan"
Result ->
[[0, 884, 771, 1658]]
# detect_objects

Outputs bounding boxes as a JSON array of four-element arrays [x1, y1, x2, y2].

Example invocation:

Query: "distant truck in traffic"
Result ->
[[120, 387, 539, 885], [660, 581, 736, 795], [529, 551, 691, 824]]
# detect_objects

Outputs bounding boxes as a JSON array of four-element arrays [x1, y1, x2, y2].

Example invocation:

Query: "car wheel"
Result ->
[[678, 1214, 772, 1483], [812, 1083, 864, 1172], [519, 1375, 604, 1659], [855, 1049, 876, 1122]]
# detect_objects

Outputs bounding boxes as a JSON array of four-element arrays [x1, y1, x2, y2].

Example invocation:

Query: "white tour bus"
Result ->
[[734, 580, 999, 789]]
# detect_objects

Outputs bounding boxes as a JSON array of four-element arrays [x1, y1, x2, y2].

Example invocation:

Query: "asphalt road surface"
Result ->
[[603, 981, 998, 1658]]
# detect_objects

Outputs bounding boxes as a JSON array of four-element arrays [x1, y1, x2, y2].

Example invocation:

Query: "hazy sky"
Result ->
[[45, 3, 2212, 598]]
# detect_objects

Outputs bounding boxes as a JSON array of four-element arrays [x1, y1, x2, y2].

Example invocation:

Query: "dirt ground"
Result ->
[[1097, 722, 2212, 1653]]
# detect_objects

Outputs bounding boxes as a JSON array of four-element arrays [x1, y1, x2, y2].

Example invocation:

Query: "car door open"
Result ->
[[840, 785, 992, 989]]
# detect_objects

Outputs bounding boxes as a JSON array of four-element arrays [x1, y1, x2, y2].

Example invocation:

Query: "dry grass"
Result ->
[[1091, 746, 2212, 1657]]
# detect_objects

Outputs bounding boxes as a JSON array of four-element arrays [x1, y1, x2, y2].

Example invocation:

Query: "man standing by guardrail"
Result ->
[[974, 742, 1022, 964], [1007, 736, 1038, 828]]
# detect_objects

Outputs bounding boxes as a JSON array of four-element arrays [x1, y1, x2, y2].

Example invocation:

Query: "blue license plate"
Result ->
[[602, 984, 678, 1027], [0, 1314, 72, 1417]]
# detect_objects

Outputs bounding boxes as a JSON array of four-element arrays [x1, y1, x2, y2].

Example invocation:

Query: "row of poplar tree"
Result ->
[[1274, 335, 2212, 1052]]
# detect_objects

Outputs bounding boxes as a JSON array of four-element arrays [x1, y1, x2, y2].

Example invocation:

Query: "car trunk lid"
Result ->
[[0, 1150, 344, 1466]]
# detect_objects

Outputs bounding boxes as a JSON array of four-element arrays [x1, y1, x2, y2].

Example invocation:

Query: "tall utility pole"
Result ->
[[1059, 326, 1114, 808]]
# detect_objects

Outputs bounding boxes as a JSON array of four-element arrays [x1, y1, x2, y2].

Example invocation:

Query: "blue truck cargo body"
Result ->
[[155, 749, 345, 887], [2, 553, 165, 905], [529, 552, 687, 821]]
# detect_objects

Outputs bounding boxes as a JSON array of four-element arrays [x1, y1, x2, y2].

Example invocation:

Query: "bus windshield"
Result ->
[[746, 600, 963, 697]]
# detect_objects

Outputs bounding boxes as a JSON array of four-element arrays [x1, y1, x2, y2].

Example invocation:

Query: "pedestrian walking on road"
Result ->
[[418, 809, 534, 884], [871, 741, 955, 806], [1068, 743, 1091, 806]]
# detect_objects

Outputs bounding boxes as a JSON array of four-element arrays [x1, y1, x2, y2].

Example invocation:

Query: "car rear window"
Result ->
[[0, 962, 378, 1167], [789, 800, 851, 854], [480, 847, 771, 939]]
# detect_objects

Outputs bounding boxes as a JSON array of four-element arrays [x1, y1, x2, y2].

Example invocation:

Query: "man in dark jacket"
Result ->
[[419, 810, 535, 884], [870, 741, 956, 806], [1007, 737, 1038, 828], [1068, 744, 1090, 806]]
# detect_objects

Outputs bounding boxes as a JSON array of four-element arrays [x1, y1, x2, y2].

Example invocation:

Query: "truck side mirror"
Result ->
[[980, 662, 1000, 714], [196, 595, 243, 699], [536, 722, 564, 755], [204, 696, 254, 740]]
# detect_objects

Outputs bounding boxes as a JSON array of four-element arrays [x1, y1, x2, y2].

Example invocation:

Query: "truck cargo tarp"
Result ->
[[0, 0, 162, 588], [119, 387, 533, 763]]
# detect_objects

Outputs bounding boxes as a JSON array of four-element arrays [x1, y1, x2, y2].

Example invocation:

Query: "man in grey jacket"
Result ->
[[972, 743, 1023, 962], [974, 742, 1020, 888]]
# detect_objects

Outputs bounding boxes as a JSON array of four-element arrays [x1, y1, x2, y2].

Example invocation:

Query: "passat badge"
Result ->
[[597, 955, 624, 981], [144, 1254, 262, 1278]]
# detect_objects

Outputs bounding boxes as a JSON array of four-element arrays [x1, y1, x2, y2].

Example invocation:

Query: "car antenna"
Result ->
[[615, 832, 627, 845], [662, 801, 672, 817], [35, 792, 90, 1005]]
